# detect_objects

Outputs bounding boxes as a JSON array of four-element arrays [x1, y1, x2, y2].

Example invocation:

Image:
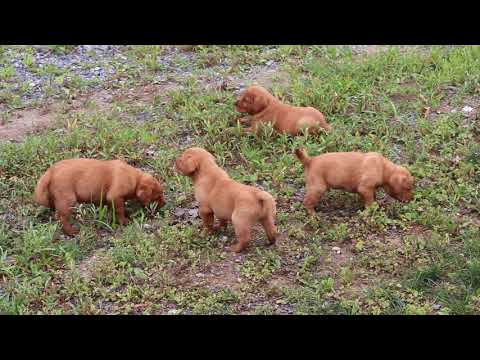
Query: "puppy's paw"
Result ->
[[63, 227, 79, 237], [201, 227, 216, 236], [306, 208, 317, 217], [229, 244, 246, 253], [237, 116, 251, 124], [377, 198, 387, 207], [266, 237, 277, 246], [213, 220, 228, 232], [211, 225, 222, 233]]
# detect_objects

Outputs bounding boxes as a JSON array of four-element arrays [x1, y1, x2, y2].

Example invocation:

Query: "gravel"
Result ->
[[1, 45, 380, 113], [2, 45, 280, 113], [2, 45, 134, 107]]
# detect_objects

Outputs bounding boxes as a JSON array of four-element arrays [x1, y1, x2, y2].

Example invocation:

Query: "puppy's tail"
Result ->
[[257, 191, 276, 219], [294, 148, 312, 167], [34, 169, 52, 207]]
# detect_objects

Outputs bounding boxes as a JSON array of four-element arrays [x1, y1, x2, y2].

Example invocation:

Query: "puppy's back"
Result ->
[[50, 158, 130, 176], [48, 159, 134, 195], [308, 152, 366, 177], [50, 159, 102, 181]]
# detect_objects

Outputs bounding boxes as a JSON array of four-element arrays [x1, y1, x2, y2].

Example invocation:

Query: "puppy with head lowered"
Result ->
[[235, 85, 331, 136], [294, 148, 414, 214], [175, 147, 277, 253], [34, 159, 165, 235]]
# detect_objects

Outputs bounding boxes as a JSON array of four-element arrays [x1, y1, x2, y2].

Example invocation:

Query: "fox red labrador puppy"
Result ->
[[235, 85, 331, 135], [34, 158, 165, 235], [175, 147, 277, 252], [295, 148, 414, 214]]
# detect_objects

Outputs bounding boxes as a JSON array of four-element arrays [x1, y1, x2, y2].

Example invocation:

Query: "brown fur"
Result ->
[[235, 85, 331, 135], [294, 148, 414, 214], [34, 158, 165, 235], [175, 147, 277, 253]]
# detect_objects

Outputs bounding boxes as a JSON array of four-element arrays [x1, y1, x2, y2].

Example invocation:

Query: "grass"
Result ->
[[0, 45, 479, 314]]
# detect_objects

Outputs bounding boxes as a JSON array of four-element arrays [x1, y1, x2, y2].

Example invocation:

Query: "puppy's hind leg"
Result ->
[[231, 211, 254, 253], [261, 216, 277, 246], [54, 196, 78, 236], [303, 185, 327, 216]]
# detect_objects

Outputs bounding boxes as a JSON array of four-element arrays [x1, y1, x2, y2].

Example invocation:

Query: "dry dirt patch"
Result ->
[[0, 83, 181, 143]]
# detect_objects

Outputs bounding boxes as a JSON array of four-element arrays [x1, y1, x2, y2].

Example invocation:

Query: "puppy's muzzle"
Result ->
[[404, 192, 413, 202], [157, 198, 166, 208], [397, 192, 413, 202]]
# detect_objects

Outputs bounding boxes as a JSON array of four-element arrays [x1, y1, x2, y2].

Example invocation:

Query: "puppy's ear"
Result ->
[[251, 93, 268, 113], [176, 155, 198, 176], [136, 182, 153, 206], [390, 173, 409, 192]]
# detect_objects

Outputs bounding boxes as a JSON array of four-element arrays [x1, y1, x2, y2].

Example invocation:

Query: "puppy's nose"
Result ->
[[234, 100, 239, 106], [403, 192, 413, 202]]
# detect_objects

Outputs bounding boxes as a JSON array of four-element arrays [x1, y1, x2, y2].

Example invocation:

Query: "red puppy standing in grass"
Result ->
[[34, 159, 165, 235], [175, 147, 277, 253], [235, 85, 331, 136], [295, 148, 414, 214]]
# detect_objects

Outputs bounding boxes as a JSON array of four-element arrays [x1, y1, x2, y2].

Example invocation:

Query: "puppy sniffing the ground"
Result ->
[[235, 85, 331, 136], [34, 159, 165, 235], [294, 148, 414, 214], [175, 147, 277, 253]]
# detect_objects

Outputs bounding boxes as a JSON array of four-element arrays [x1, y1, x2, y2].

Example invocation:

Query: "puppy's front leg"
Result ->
[[110, 197, 129, 225], [245, 120, 260, 134], [237, 116, 251, 125], [358, 186, 376, 208], [199, 206, 215, 234], [213, 219, 228, 232]]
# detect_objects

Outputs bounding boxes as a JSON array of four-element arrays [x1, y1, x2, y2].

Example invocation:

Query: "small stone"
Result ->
[[188, 209, 198, 217], [195, 273, 204, 278], [174, 208, 186, 217], [462, 105, 474, 113], [167, 309, 180, 315], [332, 246, 341, 253], [432, 304, 442, 310]]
